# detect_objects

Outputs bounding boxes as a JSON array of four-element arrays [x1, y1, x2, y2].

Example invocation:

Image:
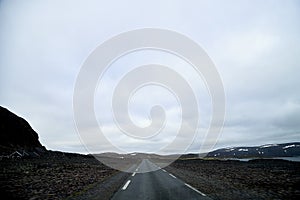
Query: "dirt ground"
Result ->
[[1, 155, 299, 200], [0, 154, 122, 200], [166, 159, 300, 200]]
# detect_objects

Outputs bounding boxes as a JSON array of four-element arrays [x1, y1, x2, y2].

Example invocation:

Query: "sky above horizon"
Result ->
[[1, 0, 299, 154]]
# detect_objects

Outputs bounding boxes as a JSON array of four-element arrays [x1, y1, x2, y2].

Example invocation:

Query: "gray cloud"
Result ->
[[1, 0, 299, 154]]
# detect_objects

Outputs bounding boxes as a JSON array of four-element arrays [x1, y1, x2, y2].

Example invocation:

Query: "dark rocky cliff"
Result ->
[[0, 106, 45, 154]]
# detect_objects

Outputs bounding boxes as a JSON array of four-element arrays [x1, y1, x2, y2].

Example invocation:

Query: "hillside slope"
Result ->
[[206, 142, 300, 158], [0, 106, 45, 154]]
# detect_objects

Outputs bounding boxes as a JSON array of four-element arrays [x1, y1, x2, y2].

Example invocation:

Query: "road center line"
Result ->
[[184, 183, 206, 196], [162, 169, 166, 172], [132, 172, 136, 177], [169, 173, 177, 179], [122, 180, 131, 190]]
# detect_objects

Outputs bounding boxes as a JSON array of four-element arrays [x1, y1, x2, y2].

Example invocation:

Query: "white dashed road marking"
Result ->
[[185, 183, 206, 196], [122, 180, 131, 190], [132, 172, 136, 177], [169, 174, 177, 179], [162, 169, 166, 172]]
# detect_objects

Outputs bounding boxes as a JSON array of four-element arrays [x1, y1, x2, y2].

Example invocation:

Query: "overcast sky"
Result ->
[[1, 0, 299, 154]]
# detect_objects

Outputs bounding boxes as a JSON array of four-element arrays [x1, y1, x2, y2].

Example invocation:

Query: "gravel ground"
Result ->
[[166, 159, 300, 200], [0, 154, 119, 200], [2, 155, 299, 200]]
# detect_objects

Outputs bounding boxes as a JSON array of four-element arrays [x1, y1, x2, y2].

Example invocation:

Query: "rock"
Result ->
[[0, 106, 46, 155]]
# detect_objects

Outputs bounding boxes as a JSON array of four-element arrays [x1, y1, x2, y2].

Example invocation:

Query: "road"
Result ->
[[111, 159, 211, 200]]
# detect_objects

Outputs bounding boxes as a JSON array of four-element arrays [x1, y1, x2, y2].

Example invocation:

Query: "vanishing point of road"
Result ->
[[111, 159, 211, 200]]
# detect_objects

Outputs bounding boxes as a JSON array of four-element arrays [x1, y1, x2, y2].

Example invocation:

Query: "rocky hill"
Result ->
[[0, 106, 46, 155], [206, 142, 300, 158]]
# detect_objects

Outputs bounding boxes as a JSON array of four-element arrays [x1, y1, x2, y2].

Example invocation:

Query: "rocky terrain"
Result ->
[[0, 153, 127, 200], [0, 106, 46, 156], [1, 106, 300, 199], [0, 106, 129, 199], [166, 158, 300, 200]]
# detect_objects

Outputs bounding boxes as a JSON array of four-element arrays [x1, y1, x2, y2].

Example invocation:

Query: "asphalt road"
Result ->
[[111, 159, 211, 200]]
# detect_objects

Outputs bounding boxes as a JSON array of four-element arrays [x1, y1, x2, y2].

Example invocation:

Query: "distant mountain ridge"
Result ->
[[205, 142, 300, 158], [1, 105, 299, 160], [0, 106, 46, 155]]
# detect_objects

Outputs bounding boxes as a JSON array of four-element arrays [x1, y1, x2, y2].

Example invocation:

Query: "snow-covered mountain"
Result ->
[[206, 142, 300, 158]]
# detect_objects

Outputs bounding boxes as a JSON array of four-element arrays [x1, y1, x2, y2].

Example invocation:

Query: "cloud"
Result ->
[[0, 0, 299, 154]]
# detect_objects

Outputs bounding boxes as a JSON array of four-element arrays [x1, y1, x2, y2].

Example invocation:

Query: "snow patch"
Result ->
[[260, 144, 278, 148], [238, 148, 248, 152], [225, 148, 235, 152], [282, 144, 299, 149]]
